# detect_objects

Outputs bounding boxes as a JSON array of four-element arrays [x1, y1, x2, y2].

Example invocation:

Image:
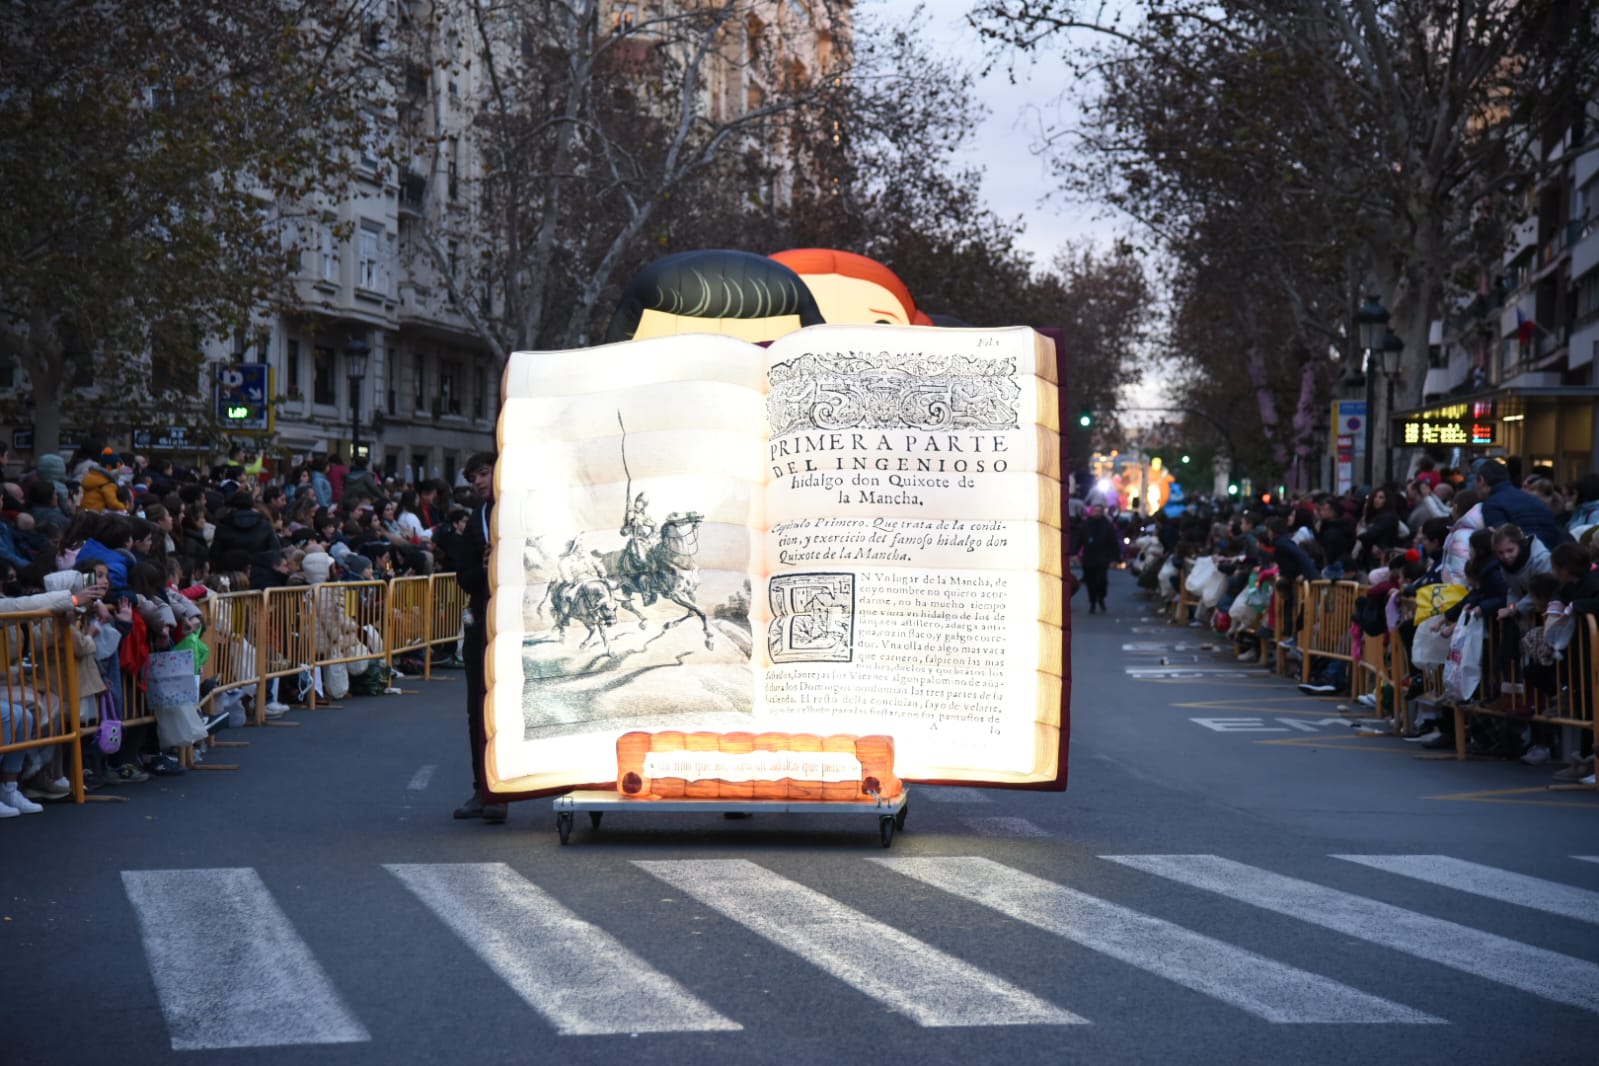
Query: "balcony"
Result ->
[[1503, 216, 1537, 265]]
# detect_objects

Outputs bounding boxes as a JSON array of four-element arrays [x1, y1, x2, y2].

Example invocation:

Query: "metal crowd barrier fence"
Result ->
[[0, 611, 84, 801], [0, 573, 468, 804], [388, 575, 431, 669], [426, 574, 467, 679], [306, 579, 390, 706], [1297, 580, 1362, 684]]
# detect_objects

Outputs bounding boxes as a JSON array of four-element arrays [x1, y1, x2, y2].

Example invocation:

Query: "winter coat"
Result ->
[[79, 465, 127, 512], [1558, 565, 1599, 617], [1480, 480, 1570, 551], [75, 539, 133, 593], [310, 470, 334, 510], [34, 453, 69, 503], [1354, 510, 1403, 565], [1440, 505, 1483, 587], [1268, 537, 1321, 584], [1499, 536, 1552, 619], [209, 508, 279, 569], [341, 468, 380, 504], [1316, 518, 1354, 570], [1078, 514, 1119, 568], [1445, 558, 1508, 623]]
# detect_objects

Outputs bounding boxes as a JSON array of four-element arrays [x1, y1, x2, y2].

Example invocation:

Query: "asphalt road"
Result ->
[[3, 572, 1596, 1065]]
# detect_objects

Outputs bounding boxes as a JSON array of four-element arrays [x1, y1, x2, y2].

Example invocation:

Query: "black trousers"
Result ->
[[463, 622, 488, 797], [1083, 563, 1109, 605]]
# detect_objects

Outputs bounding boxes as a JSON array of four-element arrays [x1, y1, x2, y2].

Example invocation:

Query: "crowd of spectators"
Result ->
[[1, 440, 483, 814], [1116, 455, 1599, 787]]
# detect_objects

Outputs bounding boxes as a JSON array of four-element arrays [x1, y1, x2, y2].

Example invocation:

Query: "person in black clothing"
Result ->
[[1078, 504, 1118, 613], [1312, 495, 1354, 573], [209, 491, 279, 571], [452, 452, 505, 824], [1353, 483, 1404, 570]]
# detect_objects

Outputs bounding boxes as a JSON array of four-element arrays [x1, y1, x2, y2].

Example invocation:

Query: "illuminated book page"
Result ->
[[486, 336, 768, 792], [757, 325, 1062, 783]]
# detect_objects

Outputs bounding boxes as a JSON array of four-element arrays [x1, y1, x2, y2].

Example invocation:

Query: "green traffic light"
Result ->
[[1227, 483, 1239, 496], [1078, 410, 1092, 428], [1180, 454, 1191, 464]]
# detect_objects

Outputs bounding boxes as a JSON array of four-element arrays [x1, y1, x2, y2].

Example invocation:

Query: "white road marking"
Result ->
[[634, 858, 1083, 1027], [1275, 718, 1322, 732], [1105, 854, 1599, 1014], [407, 764, 435, 790], [121, 868, 369, 1051], [1576, 856, 1599, 866], [918, 786, 992, 804], [872, 856, 1438, 1024], [959, 816, 1052, 838], [1334, 855, 1599, 926], [1189, 717, 1290, 732], [386, 863, 739, 1035]]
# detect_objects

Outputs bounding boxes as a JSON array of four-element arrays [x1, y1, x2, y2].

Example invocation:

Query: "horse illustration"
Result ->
[[601, 510, 713, 649], [556, 576, 623, 658]]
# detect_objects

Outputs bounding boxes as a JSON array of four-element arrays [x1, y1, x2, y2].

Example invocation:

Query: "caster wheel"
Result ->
[[589, 811, 604, 830], [556, 811, 574, 844], [879, 815, 895, 848], [894, 804, 908, 831]]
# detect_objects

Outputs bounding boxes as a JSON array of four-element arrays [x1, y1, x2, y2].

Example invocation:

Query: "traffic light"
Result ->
[[1180, 454, 1191, 464], [1078, 408, 1093, 428]]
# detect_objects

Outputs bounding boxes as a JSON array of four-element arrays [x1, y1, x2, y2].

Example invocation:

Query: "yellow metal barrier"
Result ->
[[387, 575, 431, 671], [307, 580, 390, 702], [202, 589, 269, 720], [427, 574, 466, 680], [0, 611, 84, 801], [261, 586, 316, 715]]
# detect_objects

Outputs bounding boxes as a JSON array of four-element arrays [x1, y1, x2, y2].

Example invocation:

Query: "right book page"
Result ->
[[756, 324, 1064, 785]]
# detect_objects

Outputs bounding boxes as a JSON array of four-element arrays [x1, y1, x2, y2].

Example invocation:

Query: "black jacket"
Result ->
[[209, 508, 279, 569], [1078, 515, 1119, 567], [454, 500, 492, 627]]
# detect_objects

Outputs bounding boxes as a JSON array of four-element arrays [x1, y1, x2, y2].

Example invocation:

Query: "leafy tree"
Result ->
[[0, 0, 378, 455], [972, 0, 1599, 471]]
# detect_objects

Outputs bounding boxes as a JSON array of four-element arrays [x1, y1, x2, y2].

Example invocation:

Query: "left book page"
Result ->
[[485, 335, 769, 794]]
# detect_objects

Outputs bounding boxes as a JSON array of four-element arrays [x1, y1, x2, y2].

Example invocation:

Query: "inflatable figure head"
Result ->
[[604, 249, 825, 344], [769, 248, 930, 326]]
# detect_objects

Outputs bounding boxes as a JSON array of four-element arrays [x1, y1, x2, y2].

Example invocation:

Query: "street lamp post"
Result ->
[[1354, 294, 1391, 488], [1380, 329, 1404, 485], [345, 335, 370, 462]]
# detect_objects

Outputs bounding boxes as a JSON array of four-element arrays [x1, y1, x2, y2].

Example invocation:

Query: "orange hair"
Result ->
[[770, 248, 919, 323]]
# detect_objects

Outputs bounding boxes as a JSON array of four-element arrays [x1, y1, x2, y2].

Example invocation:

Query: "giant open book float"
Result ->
[[483, 323, 1070, 814]]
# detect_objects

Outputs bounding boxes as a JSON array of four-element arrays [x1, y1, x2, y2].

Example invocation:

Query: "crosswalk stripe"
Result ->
[[121, 869, 369, 1051], [959, 817, 1051, 838], [386, 863, 739, 1035], [1105, 855, 1599, 1014], [634, 858, 1084, 1027], [872, 856, 1438, 1024], [1333, 855, 1599, 926]]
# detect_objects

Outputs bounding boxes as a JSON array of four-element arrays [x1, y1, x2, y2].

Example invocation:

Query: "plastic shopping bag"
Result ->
[[1411, 614, 1452, 667], [1414, 583, 1467, 623], [1184, 556, 1216, 595], [1443, 613, 1483, 703]]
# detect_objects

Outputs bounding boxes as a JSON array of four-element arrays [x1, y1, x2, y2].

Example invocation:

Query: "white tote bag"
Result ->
[[1411, 614, 1452, 667]]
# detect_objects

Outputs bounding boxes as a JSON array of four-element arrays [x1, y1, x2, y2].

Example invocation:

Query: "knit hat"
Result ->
[[301, 551, 334, 584]]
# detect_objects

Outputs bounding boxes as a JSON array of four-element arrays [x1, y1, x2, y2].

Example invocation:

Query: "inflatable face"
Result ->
[[769, 248, 929, 326], [604, 249, 825, 344]]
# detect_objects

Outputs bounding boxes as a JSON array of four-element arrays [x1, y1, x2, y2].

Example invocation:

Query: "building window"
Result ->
[[319, 223, 339, 284], [440, 359, 460, 415], [358, 221, 390, 294], [444, 454, 457, 485], [285, 340, 301, 398], [473, 365, 487, 419], [414, 359, 426, 413], [313, 345, 336, 405]]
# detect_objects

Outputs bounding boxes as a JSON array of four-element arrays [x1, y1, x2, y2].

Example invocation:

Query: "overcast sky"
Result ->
[[865, 0, 1133, 265]]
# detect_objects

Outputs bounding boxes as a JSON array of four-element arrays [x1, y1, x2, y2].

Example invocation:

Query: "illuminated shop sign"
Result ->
[[1398, 400, 1497, 447]]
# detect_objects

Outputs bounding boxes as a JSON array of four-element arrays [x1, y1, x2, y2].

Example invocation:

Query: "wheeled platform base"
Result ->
[[551, 789, 911, 847]]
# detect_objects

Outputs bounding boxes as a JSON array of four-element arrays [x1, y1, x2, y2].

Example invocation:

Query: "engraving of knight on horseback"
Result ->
[[618, 492, 659, 605], [551, 534, 605, 633]]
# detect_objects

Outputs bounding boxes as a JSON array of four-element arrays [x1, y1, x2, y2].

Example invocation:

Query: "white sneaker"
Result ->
[[1405, 728, 1442, 744], [1356, 693, 1377, 708], [1520, 745, 1551, 766], [264, 701, 290, 718], [0, 802, 17, 819], [1582, 773, 1596, 786], [0, 785, 44, 814]]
